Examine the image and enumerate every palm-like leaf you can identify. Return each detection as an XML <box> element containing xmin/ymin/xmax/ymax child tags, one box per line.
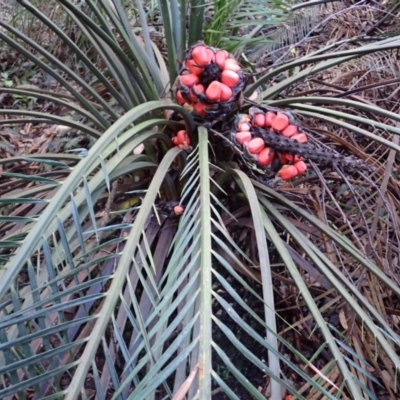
<box><xmin>0</xmin><ymin>0</ymin><xmax>400</xmax><ymax>399</ymax></box>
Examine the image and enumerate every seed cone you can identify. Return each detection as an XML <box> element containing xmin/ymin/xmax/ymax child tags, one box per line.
<box><xmin>173</xmin><ymin>41</ymin><xmax>246</xmax><ymax>120</ymax></box>
<box><xmin>231</xmin><ymin>107</ymin><xmax>372</xmax><ymax>179</ymax></box>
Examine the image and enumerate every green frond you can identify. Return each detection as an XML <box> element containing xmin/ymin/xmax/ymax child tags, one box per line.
<box><xmin>1</xmin><ymin>1</ymin><xmax>399</xmax><ymax>398</ymax></box>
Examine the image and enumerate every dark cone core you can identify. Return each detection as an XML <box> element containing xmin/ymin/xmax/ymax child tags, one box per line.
<box><xmin>201</xmin><ymin>62</ymin><xmax>222</xmax><ymax>87</ymax></box>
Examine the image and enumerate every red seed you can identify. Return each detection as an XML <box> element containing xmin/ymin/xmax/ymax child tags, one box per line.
<box><xmin>205</xmin><ymin>48</ymin><xmax>215</xmax><ymax>63</ymax></box>
<box><xmin>294</xmin><ymin>161</ymin><xmax>307</xmax><ymax>175</ymax></box>
<box><xmin>180</xmin><ymin>74</ymin><xmax>199</xmax><ymax>87</ymax></box>
<box><xmin>215</xmin><ymin>50</ymin><xmax>229</xmax><ymax>69</ymax></box>
<box><xmin>176</xmin><ymin>90</ymin><xmax>185</xmax><ymax>105</ymax></box>
<box><xmin>173</xmin><ymin>205</ymin><xmax>185</xmax><ymax>216</ymax></box>
<box><xmin>190</xmin><ymin>83</ymin><xmax>205</xmax><ymax>102</ymax></box>
<box><xmin>284</xmin><ymin>154</ymin><xmax>293</xmax><ymax>162</ymax></box>
<box><xmin>172</xmin><ymin>130</ymin><xmax>189</xmax><ymax>147</ymax></box>
<box><xmin>205</xmin><ymin>81</ymin><xmax>221</xmax><ymax>101</ymax></box>
<box><xmin>278</xmin><ymin>165</ymin><xmax>298</xmax><ymax>180</ymax></box>
<box><xmin>192</xmin><ymin>45</ymin><xmax>213</xmax><ymax>66</ymax></box>
<box><xmin>291</xmin><ymin>133</ymin><xmax>308</xmax><ymax>143</ymax></box>
<box><xmin>221</xmin><ymin>70</ymin><xmax>240</xmax><ymax>88</ymax></box>
<box><xmin>185</xmin><ymin>58</ymin><xmax>203</xmax><ymax>75</ymax></box>
<box><xmin>193</xmin><ymin>83</ymin><xmax>205</xmax><ymax>94</ymax></box>
<box><xmin>223</xmin><ymin>58</ymin><xmax>241</xmax><ymax>72</ymax></box>
<box><xmin>176</xmin><ymin>130</ymin><xmax>189</xmax><ymax>145</ymax></box>
<box><xmin>281</xmin><ymin>124</ymin><xmax>298</xmax><ymax>138</ymax></box>
<box><xmin>194</xmin><ymin>102</ymin><xmax>206</xmax><ymax>116</ymax></box>
<box><xmin>247</xmin><ymin>138</ymin><xmax>265</xmax><ymax>154</ymax></box>
<box><xmin>220</xmin><ymin>83</ymin><xmax>233</xmax><ymax>102</ymax></box>
<box><xmin>253</xmin><ymin>113</ymin><xmax>265</xmax><ymax>127</ymax></box>
<box><xmin>239</xmin><ymin>122</ymin><xmax>251</xmax><ymax>131</ymax></box>
<box><xmin>271</xmin><ymin>112</ymin><xmax>290</xmax><ymax>131</ymax></box>
<box><xmin>258</xmin><ymin>147</ymin><xmax>274</xmax><ymax>166</ymax></box>
<box><xmin>235</xmin><ymin>131</ymin><xmax>252</xmax><ymax>144</ymax></box>
<box><xmin>264</xmin><ymin>112</ymin><xmax>276</xmax><ymax>127</ymax></box>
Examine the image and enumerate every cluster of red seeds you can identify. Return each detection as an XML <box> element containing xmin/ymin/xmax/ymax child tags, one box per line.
<box><xmin>171</xmin><ymin>129</ymin><xmax>191</xmax><ymax>150</ymax></box>
<box><xmin>173</xmin><ymin>42</ymin><xmax>245</xmax><ymax>119</ymax></box>
<box><xmin>171</xmin><ymin>43</ymin><xmax>312</xmax><ymax>181</ymax></box>
<box><xmin>233</xmin><ymin>109</ymin><xmax>308</xmax><ymax>180</ymax></box>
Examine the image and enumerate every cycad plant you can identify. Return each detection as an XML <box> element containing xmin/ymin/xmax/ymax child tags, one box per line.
<box><xmin>0</xmin><ymin>0</ymin><xmax>400</xmax><ymax>399</ymax></box>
